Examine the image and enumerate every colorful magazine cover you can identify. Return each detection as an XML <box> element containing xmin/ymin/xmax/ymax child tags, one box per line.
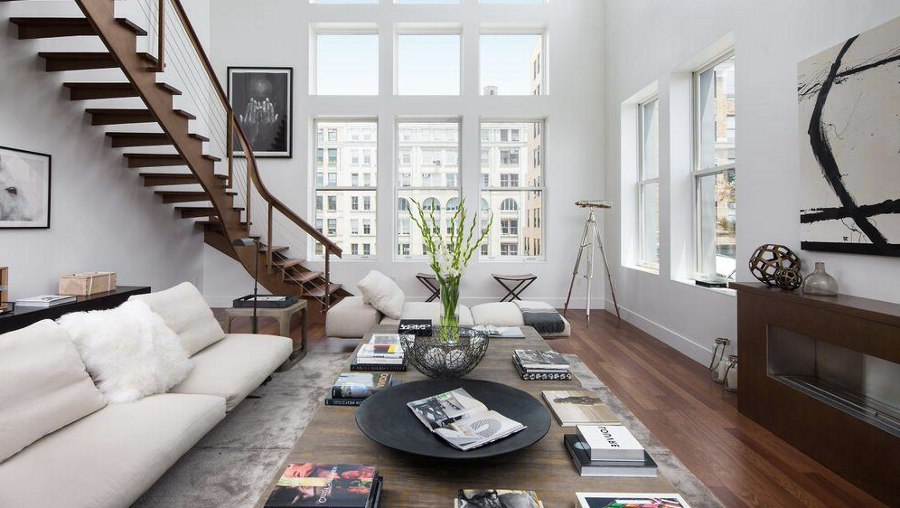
<box><xmin>265</xmin><ymin>463</ymin><xmax>376</xmax><ymax>508</ymax></box>
<box><xmin>456</xmin><ymin>489</ymin><xmax>543</xmax><ymax>508</ymax></box>
<box><xmin>576</xmin><ymin>492</ymin><xmax>690</xmax><ymax>508</ymax></box>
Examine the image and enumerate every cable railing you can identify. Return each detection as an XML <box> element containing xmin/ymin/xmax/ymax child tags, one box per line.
<box><xmin>122</xmin><ymin>0</ymin><xmax>342</xmax><ymax>303</ymax></box>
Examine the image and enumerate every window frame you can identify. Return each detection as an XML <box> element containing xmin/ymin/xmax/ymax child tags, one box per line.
<box><xmin>311</xmin><ymin>24</ymin><xmax>379</xmax><ymax>96</ymax></box>
<box><xmin>394</xmin><ymin>26</ymin><xmax>463</xmax><ymax>97</ymax></box>
<box><xmin>691</xmin><ymin>50</ymin><xmax>736</xmax><ymax>281</ymax></box>
<box><xmin>637</xmin><ymin>94</ymin><xmax>660</xmax><ymax>271</ymax></box>
<box><xmin>478</xmin><ymin>28</ymin><xmax>548</xmax><ymax>97</ymax></box>
<box><xmin>394</xmin><ymin>117</ymin><xmax>463</xmax><ymax>261</ymax></box>
<box><xmin>312</xmin><ymin>117</ymin><xmax>379</xmax><ymax>260</ymax></box>
<box><xmin>479</xmin><ymin>118</ymin><xmax>546</xmax><ymax>262</ymax></box>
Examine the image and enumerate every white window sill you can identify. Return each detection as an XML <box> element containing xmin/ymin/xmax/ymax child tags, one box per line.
<box><xmin>672</xmin><ymin>277</ymin><xmax>736</xmax><ymax>296</ymax></box>
<box><xmin>624</xmin><ymin>264</ymin><xmax>660</xmax><ymax>276</ymax></box>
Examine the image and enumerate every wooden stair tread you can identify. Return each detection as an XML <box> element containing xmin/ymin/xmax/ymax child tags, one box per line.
<box><xmin>106</xmin><ymin>132</ymin><xmax>208</xmax><ymax>147</ymax></box>
<box><xmin>176</xmin><ymin>206</ymin><xmax>243</xmax><ymax>218</ymax></box>
<box><xmin>173</xmin><ymin>109</ymin><xmax>196</xmax><ymax>120</ymax></box>
<box><xmin>285</xmin><ymin>271</ymin><xmax>322</xmax><ymax>284</ymax></box>
<box><xmin>157</xmin><ymin>82</ymin><xmax>182</xmax><ymax>95</ymax></box>
<box><xmin>274</xmin><ymin>259</ymin><xmax>306</xmax><ymax>269</ymax></box>
<box><xmin>306</xmin><ymin>284</ymin><xmax>342</xmax><ymax>299</ymax></box>
<box><xmin>10</xmin><ymin>17</ymin><xmax>146</xmax><ymax>38</ymax></box>
<box><xmin>39</xmin><ymin>51</ymin><xmax>157</xmax><ymax>71</ymax></box>
<box><xmin>124</xmin><ymin>153</ymin><xmax>222</xmax><ymax>168</ymax></box>
<box><xmin>260</xmin><ymin>245</ymin><xmax>289</xmax><ymax>253</ymax></box>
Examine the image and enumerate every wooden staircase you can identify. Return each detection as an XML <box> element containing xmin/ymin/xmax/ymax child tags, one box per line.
<box><xmin>5</xmin><ymin>0</ymin><xmax>347</xmax><ymax>311</ymax></box>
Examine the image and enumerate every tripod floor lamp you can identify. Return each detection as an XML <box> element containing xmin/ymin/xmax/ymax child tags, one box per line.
<box><xmin>563</xmin><ymin>200</ymin><xmax>621</xmax><ymax>323</ymax></box>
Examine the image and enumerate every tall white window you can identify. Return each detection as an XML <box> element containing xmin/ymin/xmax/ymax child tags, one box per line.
<box><xmin>693</xmin><ymin>53</ymin><xmax>736</xmax><ymax>280</ymax></box>
<box><xmin>396</xmin><ymin>120</ymin><xmax>461</xmax><ymax>258</ymax></box>
<box><xmin>638</xmin><ymin>96</ymin><xmax>660</xmax><ymax>270</ymax></box>
<box><xmin>314</xmin><ymin>120</ymin><xmax>378</xmax><ymax>259</ymax></box>
<box><xmin>480</xmin><ymin>121</ymin><xmax>544</xmax><ymax>259</ymax></box>
<box><xmin>314</xmin><ymin>30</ymin><xmax>379</xmax><ymax>95</ymax></box>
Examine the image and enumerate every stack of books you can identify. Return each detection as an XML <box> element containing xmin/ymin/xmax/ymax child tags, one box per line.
<box><xmin>325</xmin><ymin>372</ymin><xmax>398</xmax><ymax>406</ymax></box>
<box><xmin>512</xmin><ymin>349</ymin><xmax>572</xmax><ymax>380</ymax></box>
<box><xmin>455</xmin><ymin>489</ymin><xmax>543</xmax><ymax>507</ymax></box>
<box><xmin>15</xmin><ymin>295</ymin><xmax>76</xmax><ymax>308</ymax></box>
<box><xmin>351</xmin><ymin>333</ymin><xmax>407</xmax><ymax>372</ymax></box>
<box><xmin>541</xmin><ymin>390</ymin><xmax>619</xmax><ymax>427</ymax></box>
<box><xmin>564</xmin><ymin>425</ymin><xmax>657</xmax><ymax>477</ymax></box>
<box><xmin>264</xmin><ymin>463</ymin><xmax>382</xmax><ymax>507</ymax></box>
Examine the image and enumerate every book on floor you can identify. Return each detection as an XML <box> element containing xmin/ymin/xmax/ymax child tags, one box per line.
<box><xmin>15</xmin><ymin>294</ymin><xmax>76</xmax><ymax>307</ymax></box>
<box><xmin>575</xmin><ymin>492</ymin><xmax>690</xmax><ymax>508</ymax></box>
<box><xmin>264</xmin><ymin>463</ymin><xmax>380</xmax><ymax>508</ymax></box>
<box><xmin>455</xmin><ymin>489</ymin><xmax>543</xmax><ymax>508</ymax></box>
<box><xmin>513</xmin><ymin>356</ymin><xmax>573</xmax><ymax>381</ymax></box>
<box><xmin>564</xmin><ymin>435</ymin><xmax>657</xmax><ymax>477</ymax></box>
<box><xmin>541</xmin><ymin>390</ymin><xmax>619</xmax><ymax>427</ymax></box>
<box><xmin>514</xmin><ymin>349</ymin><xmax>570</xmax><ymax>371</ymax></box>
<box><xmin>407</xmin><ymin>388</ymin><xmax>526</xmax><ymax>451</ymax></box>
<box><xmin>330</xmin><ymin>372</ymin><xmax>397</xmax><ymax>399</ymax></box>
<box><xmin>576</xmin><ymin>424</ymin><xmax>644</xmax><ymax>461</ymax></box>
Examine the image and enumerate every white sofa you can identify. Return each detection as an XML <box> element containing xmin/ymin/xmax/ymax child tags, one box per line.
<box><xmin>0</xmin><ymin>283</ymin><xmax>292</xmax><ymax>508</ymax></box>
<box><xmin>326</xmin><ymin>296</ymin><xmax>571</xmax><ymax>339</ymax></box>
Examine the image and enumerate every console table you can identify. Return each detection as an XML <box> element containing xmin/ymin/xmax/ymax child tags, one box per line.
<box><xmin>732</xmin><ymin>282</ymin><xmax>900</xmax><ymax>506</ymax></box>
<box><xmin>0</xmin><ymin>286</ymin><xmax>151</xmax><ymax>335</ymax></box>
<box><xmin>254</xmin><ymin>326</ymin><xmax>677</xmax><ymax>507</ymax></box>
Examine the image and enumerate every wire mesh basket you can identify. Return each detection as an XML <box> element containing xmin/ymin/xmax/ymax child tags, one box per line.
<box><xmin>400</xmin><ymin>327</ymin><xmax>490</xmax><ymax>378</ymax></box>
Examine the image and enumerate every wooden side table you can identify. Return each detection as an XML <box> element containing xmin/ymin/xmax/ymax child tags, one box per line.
<box><xmin>225</xmin><ymin>300</ymin><xmax>308</xmax><ymax>369</ymax></box>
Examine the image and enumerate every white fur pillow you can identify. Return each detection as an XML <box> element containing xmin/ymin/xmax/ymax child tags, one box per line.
<box><xmin>57</xmin><ymin>300</ymin><xmax>193</xmax><ymax>403</ymax></box>
<box><xmin>357</xmin><ymin>270</ymin><xmax>405</xmax><ymax>320</ymax></box>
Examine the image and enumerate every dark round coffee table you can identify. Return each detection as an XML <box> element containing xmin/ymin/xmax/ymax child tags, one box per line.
<box><xmin>356</xmin><ymin>378</ymin><xmax>551</xmax><ymax>460</ymax></box>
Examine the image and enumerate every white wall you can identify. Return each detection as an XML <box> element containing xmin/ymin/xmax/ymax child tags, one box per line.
<box><xmin>0</xmin><ymin>1</ymin><xmax>206</xmax><ymax>301</ymax></box>
<box><xmin>604</xmin><ymin>0</ymin><xmax>900</xmax><ymax>364</ymax></box>
<box><xmin>204</xmin><ymin>0</ymin><xmax>607</xmax><ymax>309</ymax></box>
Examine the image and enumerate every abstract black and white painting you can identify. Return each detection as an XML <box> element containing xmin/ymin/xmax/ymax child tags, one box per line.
<box><xmin>798</xmin><ymin>16</ymin><xmax>900</xmax><ymax>256</ymax></box>
<box><xmin>0</xmin><ymin>146</ymin><xmax>51</xmax><ymax>229</ymax></box>
<box><xmin>227</xmin><ymin>67</ymin><xmax>293</xmax><ymax>158</ymax></box>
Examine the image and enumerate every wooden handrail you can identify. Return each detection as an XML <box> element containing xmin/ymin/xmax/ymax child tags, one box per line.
<box><xmin>166</xmin><ymin>0</ymin><xmax>342</xmax><ymax>257</ymax></box>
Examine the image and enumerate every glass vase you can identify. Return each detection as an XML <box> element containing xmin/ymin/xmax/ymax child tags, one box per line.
<box><xmin>802</xmin><ymin>262</ymin><xmax>839</xmax><ymax>296</ymax></box>
<box><xmin>438</xmin><ymin>277</ymin><xmax>460</xmax><ymax>341</ymax></box>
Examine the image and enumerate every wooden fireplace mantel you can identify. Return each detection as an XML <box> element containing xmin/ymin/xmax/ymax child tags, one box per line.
<box><xmin>732</xmin><ymin>282</ymin><xmax>900</xmax><ymax>505</ymax></box>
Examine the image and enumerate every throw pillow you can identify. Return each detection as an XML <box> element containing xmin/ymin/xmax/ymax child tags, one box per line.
<box><xmin>57</xmin><ymin>300</ymin><xmax>194</xmax><ymax>403</ymax></box>
<box><xmin>357</xmin><ymin>270</ymin><xmax>405</xmax><ymax>320</ymax></box>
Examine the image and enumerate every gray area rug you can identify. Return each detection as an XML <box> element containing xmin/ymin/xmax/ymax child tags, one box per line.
<box><xmin>566</xmin><ymin>354</ymin><xmax>723</xmax><ymax>508</ymax></box>
<box><xmin>134</xmin><ymin>352</ymin><xmax>721</xmax><ymax>508</ymax></box>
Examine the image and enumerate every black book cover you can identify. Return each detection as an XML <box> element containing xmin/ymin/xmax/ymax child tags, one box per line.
<box><xmin>399</xmin><ymin>319</ymin><xmax>432</xmax><ymax>337</ymax></box>
<box><xmin>351</xmin><ymin>361</ymin><xmax>407</xmax><ymax>372</ymax></box>
<box><xmin>325</xmin><ymin>398</ymin><xmax>364</xmax><ymax>407</ymax></box>
<box><xmin>512</xmin><ymin>355</ymin><xmax>572</xmax><ymax>380</ymax></box>
<box><xmin>563</xmin><ymin>434</ymin><xmax>657</xmax><ymax>477</ymax></box>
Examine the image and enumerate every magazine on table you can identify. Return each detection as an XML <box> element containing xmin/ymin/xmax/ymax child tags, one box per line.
<box><xmin>473</xmin><ymin>325</ymin><xmax>526</xmax><ymax>339</ymax></box>
<box><xmin>514</xmin><ymin>349</ymin><xmax>570</xmax><ymax>371</ymax></box>
<box><xmin>407</xmin><ymin>388</ymin><xmax>526</xmax><ymax>451</ymax></box>
<box><xmin>264</xmin><ymin>463</ymin><xmax>380</xmax><ymax>508</ymax></box>
<box><xmin>455</xmin><ymin>489</ymin><xmax>543</xmax><ymax>507</ymax></box>
<box><xmin>575</xmin><ymin>492</ymin><xmax>690</xmax><ymax>508</ymax></box>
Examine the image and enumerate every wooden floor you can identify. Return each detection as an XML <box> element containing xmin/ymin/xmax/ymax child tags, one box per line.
<box><xmin>220</xmin><ymin>309</ymin><xmax>886</xmax><ymax>508</ymax></box>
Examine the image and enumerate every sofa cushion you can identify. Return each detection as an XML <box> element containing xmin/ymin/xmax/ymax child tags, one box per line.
<box><xmin>326</xmin><ymin>296</ymin><xmax>382</xmax><ymax>338</ymax></box>
<box><xmin>380</xmin><ymin>302</ymin><xmax>475</xmax><ymax>326</ymax></box>
<box><xmin>56</xmin><ymin>300</ymin><xmax>193</xmax><ymax>403</ymax></box>
<box><xmin>0</xmin><ymin>320</ymin><xmax>106</xmax><ymax>463</ymax></box>
<box><xmin>470</xmin><ymin>302</ymin><xmax>526</xmax><ymax>327</ymax></box>
<box><xmin>170</xmin><ymin>333</ymin><xmax>292</xmax><ymax>411</ymax></box>
<box><xmin>130</xmin><ymin>282</ymin><xmax>225</xmax><ymax>356</ymax></box>
<box><xmin>357</xmin><ymin>270</ymin><xmax>404</xmax><ymax>320</ymax></box>
<box><xmin>0</xmin><ymin>393</ymin><xmax>224</xmax><ymax>508</ymax></box>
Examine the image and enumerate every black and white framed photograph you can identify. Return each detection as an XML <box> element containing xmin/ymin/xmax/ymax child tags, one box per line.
<box><xmin>227</xmin><ymin>67</ymin><xmax>293</xmax><ymax>158</ymax></box>
<box><xmin>0</xmin><ymin>146</ymin><xmax>51</xmax><ymax>229</ymax></box>
<box><xmin>798</xmin><ymin>15</ymin><xmax>900</xmax><ymax>256</ymax></box>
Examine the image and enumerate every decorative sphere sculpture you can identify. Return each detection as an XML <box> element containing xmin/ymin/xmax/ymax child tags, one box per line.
<box><xmin>748</xmin><ymin>244</ymin><xmax>801</xmax><ymax>286</ymax></box>
<box><xmin>774</xmin><ymin>267</ymin><xmax>803</xmax><ymax>291</ymax></box>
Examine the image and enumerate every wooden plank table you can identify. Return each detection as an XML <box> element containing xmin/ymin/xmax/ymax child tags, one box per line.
<box><xmin>256</xmin><ymin>325</ymin><xmax>676</xmax><ymax>507</ymax></box>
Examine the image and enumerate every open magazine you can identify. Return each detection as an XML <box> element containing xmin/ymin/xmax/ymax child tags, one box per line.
<box><xmin>407</xmin><ymin>388</ymin><xmax>526</xmax><ymax>451</ymax></box>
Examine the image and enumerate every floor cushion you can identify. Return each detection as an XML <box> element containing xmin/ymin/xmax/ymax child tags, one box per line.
<box><xmin>0</xmin><ymin>393</ymin><xmax>224</xmax><ymax>508</ymax></box>
<box><xmin>0</xmin><ymin>320</ymin><xmax>106</xmax><ymax>463</ymax></box>
<box><xmin>380</xmin><ymin>302</ymin><xmax>475</xmax><ymax>326</ymax></box>
<box><xmin>130</xmin><ymin>282</ymin><xmax>225</xmax><ymax>356</ymax></box>
<box><xmin>170</xmin><ymin>333</ymin><xmax>292</xmax><ymax>411</ymax></box>
<box><xmin>470</xmin><ymin>302</ymin><xmax>526</xmax><ymax>327</ymax></box>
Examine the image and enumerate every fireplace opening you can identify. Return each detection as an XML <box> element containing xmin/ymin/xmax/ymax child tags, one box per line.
<box><xmin>767</xmin><ymin>326</ymin><xmax>900</xmax><ymax>437</ymax></box>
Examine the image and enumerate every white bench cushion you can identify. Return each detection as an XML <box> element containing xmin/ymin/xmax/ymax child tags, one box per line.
<box><xmin>0</xmin><ymin>393</ymin><xmax>224</xmax><ymax>508</ymax></box>
<box><xmin>130</xmin><ymin>282</ymin><xmax>225</xmax><ymax>356</ymax></box>
<box><xmin>170</xmin><ymin>333</ymin><xmax>292</xmax><ymax>411</ymax></box>
<box><xmin>0</xmin><ymin>320</ymin><xmax>106</xmax><ymax>463</ymax></box>
<box><xmin>470</xmin><ymin>302</ymin><xmax>526</xmax><ymax>327</ymax></box>
<box><xmin>326</xmin><ymin>296</ymin><xmax>382</xmax><ymax>338</ymax></box>
<box><xmin>380</xmin><ymin>302</ymin><xmax>475</xmax><ymax>326</ymax></box>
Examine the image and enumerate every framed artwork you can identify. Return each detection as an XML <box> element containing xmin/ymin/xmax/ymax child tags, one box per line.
<box><xmin>0</xmin><ymin>146</ymin><xmax>51</xmax><ymax>229</ymax></box>
<box><xmin>798</xmin><ymin>15</ymin><xmax>900</xmax><ymax>256</ymax></box>
<box><xmin>227</xmin><ymin>67</ymin><xmax>293</xmax><ymax>158</ymax></box>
